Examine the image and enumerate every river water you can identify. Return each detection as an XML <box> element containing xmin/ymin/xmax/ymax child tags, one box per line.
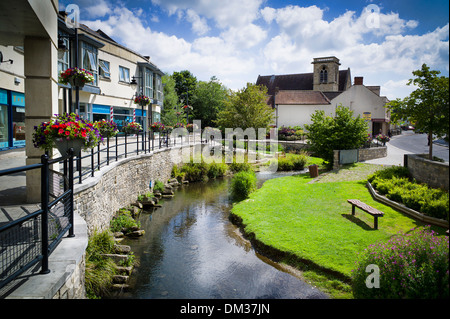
<box><xmin>119</xmin><ymin>172</ymin><xmax>328</xmax><ymax>299</ymax></box>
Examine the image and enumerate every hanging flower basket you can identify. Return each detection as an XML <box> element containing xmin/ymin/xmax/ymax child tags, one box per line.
<box><xmin>122</xmin><ymin>121</ymin><xmax>142</xmax><ymax>134</ymax></box>
<box><xmin>59</xmin><ymin>67</ymin><xmax>95</xmax><ymax>88</ymax></box>
<box><xmin>32</xmin><ymin>113</ymin><xmax>102</xmax><ymax>153</ymax></box>
<box><xmin>54</xmin><ymin>137</ymin><xmax>85</xmax><ymax>155</ymax></box>
<box><xmin>94</xmin><ymin>119</ymin><xmax>118</xmax><ymax>138</ymax></box>
<box><xmin>134</xmin><ymin>95</ymin><xmax>151</xmax><ymax>106</ymax></box>
<box><xmin>150</xmin><ymin>122</ymin><xmax>165</xmax><ymax>133</ymax></box>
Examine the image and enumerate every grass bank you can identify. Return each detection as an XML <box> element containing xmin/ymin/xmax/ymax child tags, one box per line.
<box><xmin>230</xmin><ymin>163</ymin><xmax>448</xmax><ymax>298</ymax></box>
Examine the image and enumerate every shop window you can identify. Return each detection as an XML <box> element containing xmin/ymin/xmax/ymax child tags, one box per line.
<box><xmin>0</xmin><ymin>104</ymin><xmax>8</xmax><ymax>149</ymax></box>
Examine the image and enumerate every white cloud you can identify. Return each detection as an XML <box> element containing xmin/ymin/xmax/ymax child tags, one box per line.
<box><xmin>186</xmin><ymin>9</ymin><xmax>210</xmax><ymax>35</ymax></box>
<box><xmin>75</xmin><ymin>1</ymin><xmax>448</xmax><ymax>97</ymax></box>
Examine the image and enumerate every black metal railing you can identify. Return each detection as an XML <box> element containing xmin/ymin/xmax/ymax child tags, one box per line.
<box><xmin>0</xmin><ymin>150</ymin><xmax>74</xmax><ymax>290</ymax></box>
<box><xmin>71</xmin><ymin>130</ymin><xmax>195</xmax><ymax>184</ymax></box>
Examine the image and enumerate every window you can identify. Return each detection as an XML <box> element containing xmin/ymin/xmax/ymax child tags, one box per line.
<box><xmin>119</xmin><ymin>66</ymin><xmax>130</xmax><ymax>83</ymax></box>
<box><xmin>99</xmin><ymin>60</ymin><xmax>110</xmax><ymax>79</ymax></box>
<box><xmin>58</xmin><ymin>33</ymin><xmax>70</xmax><ymax>75</ymax></box>
<box><xmin>144</xmin><ymin>68</ymin><xmax>153</xmax><ymax>98</ymax></box>
<box><xmin>155</xmin><ymin>74</ymin><xmax>163</xmax><ymax>101</ymax></box>
<box><xmin>320</xmin><ymin>66</ymin><xmax>328</xmax><ymax>84</ymax></box>
<box><xmin>81</xmin><ymin>42</ymin><xmax>98</xmax><ymax>86</ymax></box>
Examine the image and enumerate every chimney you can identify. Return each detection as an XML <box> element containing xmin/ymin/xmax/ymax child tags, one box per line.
<box><xmin>354</xmin><ymin>77</ymin><xmax>364</xmax><ymax>85</ymax></box>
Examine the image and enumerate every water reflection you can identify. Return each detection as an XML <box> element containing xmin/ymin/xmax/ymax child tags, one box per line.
<box><xmin>119</xmin><ymin>171</ymin><xmax>328</xmax><ymax>299</ymax></box>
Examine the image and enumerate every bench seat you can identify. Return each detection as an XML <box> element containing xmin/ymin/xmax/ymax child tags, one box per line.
<box><xmin>347</xmin><ymin>199</ymin><xmax>384</xmax><ymax>229</ymax></box>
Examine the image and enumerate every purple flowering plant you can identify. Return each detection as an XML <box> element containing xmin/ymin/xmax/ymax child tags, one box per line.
<box><xmin>351</xmin><ymin>226</ymin><xmax>449</xmax><ymax>298</ymax></box>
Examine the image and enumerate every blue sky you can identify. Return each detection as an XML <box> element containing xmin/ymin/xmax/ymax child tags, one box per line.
<box><xmin>59</xmin><ymin>0</ymin><xmax>449</xmax><ymax>99</ymax></box>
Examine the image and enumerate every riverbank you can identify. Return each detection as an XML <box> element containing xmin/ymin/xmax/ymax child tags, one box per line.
<box><xmin>230</xmin><ymin>163</ymin><xmax>449</xmax><ymax>298</ymax></box>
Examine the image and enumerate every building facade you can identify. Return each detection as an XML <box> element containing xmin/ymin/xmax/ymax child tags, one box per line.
<box><xmin>256</xmin><ymin>56</ymin><xmax>392</xmax><ymax>136</ymax></box>
<box><xmin>0</xmin><ymin>12</ymin><xmax>165</xmax><ymax>151</ymax></box>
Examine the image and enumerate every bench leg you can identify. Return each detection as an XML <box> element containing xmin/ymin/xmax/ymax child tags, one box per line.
<box><xmin>351</xmin><ymin>205</ymin><xmax>355</xmax><ymax>216</ymax></box>
<box><xmin>374</xmin><ymin>216</ymin><xmax>378</xmax><ymax>230</ymax></box>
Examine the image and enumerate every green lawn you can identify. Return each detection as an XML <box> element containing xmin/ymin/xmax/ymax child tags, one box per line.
<box><xmin>231</xmin><ymin>163</ymin><xmax>448</xmax><ymax>298</ymax></box>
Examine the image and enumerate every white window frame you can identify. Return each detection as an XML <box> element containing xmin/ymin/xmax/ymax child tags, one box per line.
<box><xmin>119</xmin><ymin>66</ymin><xmax>130</xmax><ymax>83</ymax></box>
<box><xmin>99</xmin><ymin>59</ymin><xmax>111</xmax><ymax>79</ymax></box>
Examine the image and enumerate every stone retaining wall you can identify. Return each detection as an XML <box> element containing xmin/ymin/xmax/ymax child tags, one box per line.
<box><xmin>333</xmin><ymin>146</ymin><xmax>387</xmax><ymax>169</ymax></box>
<box><xmin>74</xmin><ymin>144</ymin><xmax>198</xmax><ymax>235</ymax></box>
<box><xmin>404</xmin><ymin>154</ymin><xmax>449</xmax><ymax>191</ymax></box>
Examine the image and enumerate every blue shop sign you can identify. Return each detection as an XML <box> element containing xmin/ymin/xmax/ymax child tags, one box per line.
<box><xmin>11</xmin><ymin>92</ymin><xmax>25</xmax><ymax>107</ymax></box>
<box><xmin>93</xmin><ymin>104</ymin><xmax>110</xmax><ymax>114</ymax></box>
<box><xmin>0</xmin><ymin>89</ymin><xmax>7</xmax><ymax>105</ymax></box>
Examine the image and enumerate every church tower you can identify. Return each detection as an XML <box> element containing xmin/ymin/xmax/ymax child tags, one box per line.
<box><xmin>312</xmin><ymin>56</ymin><xmax>341</xmax><ymax>92</ymax></box>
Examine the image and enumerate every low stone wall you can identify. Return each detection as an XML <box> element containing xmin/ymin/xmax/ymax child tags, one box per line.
<box><xmin>404</xmin><ymin>154</ymin><xmax>449</xmax><ymax>191</ymax></box>
<box><xmin>74</xmin><ymin>144</ymin><xmax>198</xmax><ymax>235</ymax></box>
<box><xmin>333</xmin><ymin>146</ymin><xmax>387</xmax><ymax>169</ymax></box>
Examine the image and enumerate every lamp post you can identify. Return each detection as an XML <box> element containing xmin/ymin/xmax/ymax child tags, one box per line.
<box><xmin>131</xmin><ymin>75</ymin><xmax>149</xmax><ymax>148</ymax></box>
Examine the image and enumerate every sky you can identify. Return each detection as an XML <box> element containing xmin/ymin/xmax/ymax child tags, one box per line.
<box><xmin>58</xmin><ymin>0</ymin><xmax>449</xmax><ymax>100</ymax></box>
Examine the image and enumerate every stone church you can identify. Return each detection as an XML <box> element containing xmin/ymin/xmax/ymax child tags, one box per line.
<box><xmin>256</xmin><ymin>56</ymin><xmax>391</xmax><ymax>136</ymax></box>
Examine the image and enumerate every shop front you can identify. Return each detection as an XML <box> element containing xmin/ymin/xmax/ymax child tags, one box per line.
<box><xmin>0</xmin><ymin>88</ymin><xmax>25</xmax><ymax>151</ymax></box>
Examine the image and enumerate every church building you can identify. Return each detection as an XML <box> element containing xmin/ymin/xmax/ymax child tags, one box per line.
<box><xmin>256</xmin><ymin>56</ymin><xmax>391</xmax><ymax>136</ymax></box>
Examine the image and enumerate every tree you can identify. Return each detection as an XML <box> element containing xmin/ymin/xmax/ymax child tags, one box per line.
<box><xmin>305</xmin><ymin>105</ymin><xmax>368</xmax><ymax>167</ymax></box>
<box><xmin>215</xmin><ymin>83</ymin><xmax>274</xmax><ymax>131</ymax></box>
<box><xmin>386</xmin><ymin>64</ymin><xmax>449</xmax><ymax>160</ymax></box>
<box><xmin>172</xmin><ymin>70</ymin><xmax>197</xmax><ymax>106</ymax></box>
<box><xmin>161</xmin><ymin>74</ymin><xmax>179</xmax><ymax>126</ymax></box>
<box><xmin>190</xmin><ymin>76</ymin><xmax>228</xmax><ymax>128</ymax></box>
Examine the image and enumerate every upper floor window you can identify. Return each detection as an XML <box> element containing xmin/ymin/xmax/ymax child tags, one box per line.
<box><xmin>155</xmin><ymin>74</ymin><xmax>163</xmax><ymax>102</ymax></box>
<box><xmin>99</xmin><ymin>60</ymin><xmax>110</xmax><ymax>79</ymax></box>
<box><xmin>320</xmin><ymin>66</ymin><xmax>328</xmax><ymax>84</ymax></box>
<box><xmin>144</xmin><ymin>68</ymin><xmax>153</xmax><ymax>98</ymax></box>
<box><xmin>81</xmin><ymin>42</ymin><xmax>98</xmax><ymax>86</ymax></box>
<box><xmin>58</xmin><ymin>33</ymin><xmax>70</xmax><ymax>75</ymax></box>
<box><xmin>119</xmin><ymin>66</ymin><xmax>130</xmax><ymax>83</ymax></box>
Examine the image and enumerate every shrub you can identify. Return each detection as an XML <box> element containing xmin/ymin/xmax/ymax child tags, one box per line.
<box><xmin>85</xmin><ymin>230</ymin><xmax>117</xmax><ymax>298</ymax></box>
<box><xmin>351</xmin><ymin>227</ymin><xmax>449</xmax><ymax>299</ymax></box>
<box><xmin>171</xmin><ymin>164</ymin><xmax>186</xmax><ymax>182</ymax></box>
<box><xmin>181</xmin><ymin>161</ymin><xmax>210</xmax><ymax>182</ymax></box>
<box><xmin>207</xmin><ymin>162</ymin><xmax>228</xmax><ymax>179</ymax></box>
<box><xmin>229</xmin><ymin>160</ymin><xmax>253</xmax><ymax>173</ymax></box>
<box><xmin>230</xmin><ymin>171</ymin><xmax>257</xmax><ymax>200</ymax></box>
<box><xmin>110</xmin><ymin>209</ymin><xmax>140</xmax><ymax>234</ymax></box>
<box><xmin>153</xmin><ymin>180</ymin><xmax>165</xmax><ymax>193</ymax></box>
<box><xmin>369</xmin><ymin>167</ymin><xmax>449</xmax><ymax>221</ymax></box>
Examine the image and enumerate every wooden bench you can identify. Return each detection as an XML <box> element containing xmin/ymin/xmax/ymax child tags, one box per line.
<box><xmin>347</xmin><ymin>199</ymin><xmax>384</xmax><ymax>230</ymax></box>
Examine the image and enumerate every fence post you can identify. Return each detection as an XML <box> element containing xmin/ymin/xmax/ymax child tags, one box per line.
<box><xmin>40</xmin><ymin>154</ymin><xmax>50</xmax><ymax>274</ymax></box>
<box><xmin>68</xmin><ymin>149</ymin><xmax>75</xmax><ymax>238</ymax></box>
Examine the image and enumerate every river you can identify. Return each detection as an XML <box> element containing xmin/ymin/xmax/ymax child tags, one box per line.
<box><xmin>118</xmin><ymin>171</ymin><xmax>328</xmax><ymax>299</ymax></box>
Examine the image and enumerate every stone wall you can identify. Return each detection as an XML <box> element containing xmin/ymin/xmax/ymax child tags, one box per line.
<box><xmin>405</xmin><ymin>154</ymin><xmax>449</xmax><ymax>191</ymax></box>
<box><xmin>333</xmin><ymin>146</ymin><xmax>387</xmax><ymax>169</ymax></box>
<box><xmin>74</xmin><ymin>144</ymin><xmax>198</xmax><ymax>235</ymax></box>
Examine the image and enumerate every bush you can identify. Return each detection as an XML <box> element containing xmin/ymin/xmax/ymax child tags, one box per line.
<box><xmin>229</xmin><ymin>160</ymin><xmax>253</xmax><ymax>173</ymax></box>
<box><xmin>207</xmin><ymin>162</ymin><xmax>228</xmax><ymax>179</ymax></box>
<box><xmin>351</xmin><ymin>227</ymin><xmax>449</xmax><ymax>299</ymax></box>
<box><xmin>181</xmin><ymin>161</ymin><xmax>210</xmax><ymax>182</ymax></box>
<box><xmin>230</xmin><ymin>171</ymin><xmax>257</xmax><ymax>200</ymax></box>
<box><xmin>276</xmin><ymin>152</ymin><xmax>309</xmax><ymax>171</ymax></box>
<box><xmin>153</xmin><ymin>180</ymin><xmax>165</xmax><ymax>193</ymax></box>
<box><xmin>369</xmin><ymin>167</ymin><xmax>449</xmax><ymax>221</ymax></box>
<box><xmin>110</xmin><ymin>209</ymin><xmax>140</xmax><ymax>234</ymax></box>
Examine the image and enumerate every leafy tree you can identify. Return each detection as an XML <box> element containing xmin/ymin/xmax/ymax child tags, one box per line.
<box><xmin>191</xmin><ymin>76</ymin><xmax>229</xmax><ymax>128</ymax></box>
<box><xmin>173</xmin><ymin>70</ymin><xmax>197</xmax><ymax>106</ymax></box>
<box><xmin>161</xmin><ymin>74</ymin><xmax>179</xmax><ymax>126</ymax></box>
<box><xmin>386</xmin><ymin>64</ymin><xmax>449</xmax><ymax>159</ymax></box>
<box><xmin>305</xmin><ymin>105</ymin><xmax>368</xmax><ymax>167</ymax></box>
<box><xmin>215</xmin><ymin>83</ymin><xmax>274</xmax><ymax>131</ymax></box>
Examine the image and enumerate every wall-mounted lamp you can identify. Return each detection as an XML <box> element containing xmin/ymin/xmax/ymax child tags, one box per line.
<box><xmin>0</xmin><ymin>51</ymin><xmax>13</xmax><ymax>64</ymax></box>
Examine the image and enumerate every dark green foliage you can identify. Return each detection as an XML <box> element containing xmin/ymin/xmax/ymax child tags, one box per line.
<box><xmin>230</xmin><ymin>171</ymin><xmax>257</xmax><ymax>200</ymax></box>
<box><xmin>368</xmin><ymin>166</ymin><xmax>449</xmax><ymax>221</ymax></box>
<box><xmin>305</xmin><ymin>105</ymin><xmax>368</xmax><ymax>167</ymax></box>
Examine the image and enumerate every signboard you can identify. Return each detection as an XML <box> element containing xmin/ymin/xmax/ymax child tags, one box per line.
<box><xmin>363</xmin><ymin>112</ymin><xmax>371</xmax><ymax>121</ymax></box>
